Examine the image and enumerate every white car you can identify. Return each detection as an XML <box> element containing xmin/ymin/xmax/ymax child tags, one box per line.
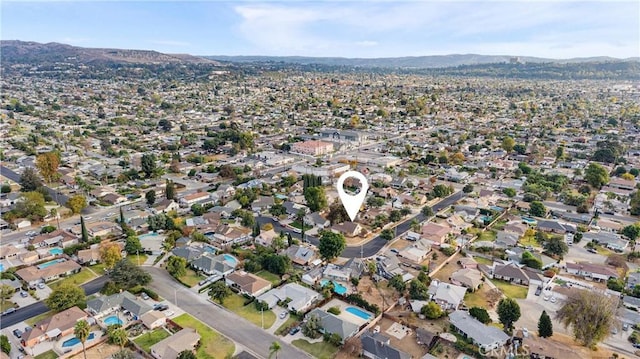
<box><xmin>164</xmin><ymin>310</ymin><xmax>175</xmax><ymax>317</ymax></box>
<box><xmin>550</xmin><ymin>297</ymin><xmax>557</xmax><ymax>303</ymax></box>
<box><xmin>279</xmin><ymin>312</ymin><xmax>287</xmax><ymax>319</ymax></box>
<box><xmin>543</xmin><ymin>295</ymin><xmax>550</xmax><ymax>301</ymax></box>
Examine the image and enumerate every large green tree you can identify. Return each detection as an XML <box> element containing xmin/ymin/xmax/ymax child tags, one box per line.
<box><xmin>556</xmin><ymin>290</ymin><xmax>617</xmax><ymax>346</ymax></box>
<box><xmin>208</xmin><ymin>281</ymin><xmax>231</xmax><ymax>304</ymax></box>
<box><xmin>109</xmin><ymin>259</ymin><xmax>151</xmax><ymax>289</ymax></box>
<box><xmin>469</xmin><ymin>307</ymin><xmax>491</xmax><ymax>324</ymax></box>
<box><xmin>19</xmin><ymin>167</ymin><xmax>42</xmax><ymax>192</ymax></box>
<box><xmin>497</xmin><ymin>298</ymin><xmax>521</xmax><ymax>333</ymax></box>
<box><xmin>46</xmin><ymin>282</ymin><xmax>86</xmax><ymax>312</ymax></box>
<box><xmin>166</xmin><ymin>256</ymin><xmax>187</xmax><ymax>278</ymax></box>
<box><xmin>66</xmin><ymin>195</ymin><xmax>87</xmax><ymax>214</ymax></box>
<box><xmin>0</xmin><ymin>335</ymin><xmax>10</xmax><ymax>355</ymax></box>
<box><xmin>584</xmin><ymin>163</ymin><xmax>609</xmax><ymax>189</ymax></box>
<box><xmin>141</xmin><ymin>153</ymin><xmax>157</xmax><ymax>178</ymax></box>
<box><xmin>538</xmin><ymin>310</ymin><xmax>553</xmax><ymax>338</ymax></box>
<box><xmin>303</xmin><ymin>187</ymin><xmax>327</xmax><ymax>212</ymax></box>
<box><xmin>318</xmin><ymin>231</ymin><xmax>346</xmax><ymax>261</ymax></box>
<box><xmin>543</xmin><ymin>236</ymin><xmax>569</xmax><ymax>258</ymax></box>
<box><xmin>421</xmin><ymin>301</ymin><xmax>444</xmax><ymax>319</ymax></box>
<box><xmin>529</xmin><ymin>201</ymin><xmax>547</xmax><ymax>217</ymax></box>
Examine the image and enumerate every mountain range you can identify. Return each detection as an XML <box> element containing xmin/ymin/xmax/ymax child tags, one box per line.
<box><xmin>1</xmin><ymin>40</ymin><xmax>638</xmax><ymax>69</ymax></box>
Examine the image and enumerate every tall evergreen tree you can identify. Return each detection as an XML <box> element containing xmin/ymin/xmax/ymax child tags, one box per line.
<box><xmin>80</xmin><ymin>216</ymin><xmax>88</xmax><ymax>243</ymax></box>
<box><xmin>538</xmin><ymin>310</ymin><xmax>553</xmax><ymax>338</ymax></box>
<box><xmin>252</xmin><ymin>222</ymin><xmax>260</xmax><ymax>237</ymax></box>
<box><xmin>119</xmin><ymin>206</ymin><xmax>125</xmax><ymax>227</ymax></box>
<box><xmin>165</xmin><ymin>180</ymin><xmax>176</xmax><ymax>200</ymax></box>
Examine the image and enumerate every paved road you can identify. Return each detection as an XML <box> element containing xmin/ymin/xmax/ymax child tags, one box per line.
<box><xmin>1</xmin><ymin>276</ymin><xmax>108</xmax><ymax>328</ymax></box>
<box><xmin>145</xmin><ymin>267</ymin><xmax>308</xmax><ymax>359</ymax></box>
<box><xmin>258</xmin><ymin>191</ymin><xmax>465</xmax><ymax>258</ymax></box>
<box><xmin>0</xmin><ymin>165</ymin><xmax>70</xmax><ymax>207</ymax></box>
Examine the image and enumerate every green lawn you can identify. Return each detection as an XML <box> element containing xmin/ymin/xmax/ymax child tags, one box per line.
<box><xmin>275</xmin><ymin>313</ymin><xmax>301</xmax><ymax>336</ymax></box>
<box><xmin>89</xmin><ymin>262</ymin><xmax>108</xmax><ymax>274</ymax></box>
<box><xmin>179</xmin><ymin>269</ymin><xmax>206</xmax><ymax>288</ymax></box>
<box><xmin>478</xmin><ymin>230</ymin><xmax>498</xmax><ymax>242</ymax></box>
<box><xmin>292</xmin><ymin>339</ymin><xmax>339</xmax><ymax>359</ymax></box>
<box><xmin>222</xmin><ymin>293</ymin><xmax>276</xmax><ymax>329</ymax></box>
<box><xmin>492</xmin><ymin>220</ymin><xmax>508</xmax><ymax>231</ymax></box>
<box><xmin>596</xmin><ymin>246</ymin><xmax>614</xmax><ymax>256</ymax></box>
<box><xmin>256</xmin><ymin>270</ymin><xmax>282</xmax><ymax>285</ymax></box>
<box><xmin>173</xmin><ymin>313</ymin><xmax>235</xmax><ymax>359</ymax></box>
<box><xmin>464</xmin><ymin>291</ymin><xmax>489</xmax><ymax>308</ymax></box>
<box><xmin>473</xmin><ymin>256</ymin><xmax>493</xmax><ymax>266</ymax></box>
<box><xmin>127</xmin><ymin>254</ymin><xmax>148</xmax><ymax>265</ymax></box>
<box><xmin>290</xmin><ymin>220</ymin><xmax>312</xmax><ymax>231</ymax></box>
<box><xmin>491</xmin><ymin>279</ymin><xmax>528</xmax><ymax>299</ymax></box>
<box><xmin>134</xmin><ymin>328</ymin><xmax>171</xmax><ymax>352</ymax></box>
<box><xmin>519</xmin><ymin>235</ymin><xmax>539</xmax><ymax>248</ymax></box>
<box><xmin>26</xmin><ymin>311</ymin><xmax>52</xmax><ymax>326</ymax></box>
<box><xmin>49</xmin><ymin>268</ymin><xmax>98</xmax><ymax>290</ymax></box>
<box><xmin>34</xmin><ymin>350</ymin><xmax>58</xmax><ymax>359</ymax></box>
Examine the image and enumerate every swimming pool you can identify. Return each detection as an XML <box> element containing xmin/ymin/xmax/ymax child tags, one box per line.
<box><xmin>204</xmin><ymin>245</ymin><xmax>216</xmax><ymax>253</ymax></box>
<box><xmin>62</xmin><ymin>333</ymin><xmax>95</xmax><ymax>347</ymax></box>
<box><xmin>139</xmin><ymin>232</ymin><xmax>159</xmax><ymax>240</ymax></box>
<box><xmin>320</xmin><ymin>279</ymin><xmax>348</xmax><ymax>295</ymax></box>
<box><xmin>103</xmin><ymin>316</ymin><xmax>123</xmax><ymax>326</ymax></box>
<box><xmin>223</xmin><ymin>254</ymin><xmax>237</xmax><ymax>266</ymax></box>
<box><xmin>37</xmin><ymin>259</ymin><xmax>66</xmax><ymax>270</ymax></box>
<box><xmin>49</xmin><ymin>248</ymin><xmax>63</xmax><ymax>255</ymax></box>
<box><xmin>0</xmin><ymin>264</ymin><xmax>4</xmax><ymax>272</ymax></box>
<box><xmin>345</xmin><ymin>306</ymin><xmax>372</xmax><ymax>320</ymax></box>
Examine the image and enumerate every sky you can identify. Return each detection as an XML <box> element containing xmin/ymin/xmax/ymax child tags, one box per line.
<box><xmin>1</xmin><ymin>1</ymin><xmax>639</xmax><ymax>59</ymax></box>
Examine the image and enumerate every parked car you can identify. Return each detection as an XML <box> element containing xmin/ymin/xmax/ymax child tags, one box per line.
<box><xmin>279</xmin><ymin>312</ymin><xmax>287</xmax><ymax>319</ymax></box>
<box><xmin>289</xmin><ymin>327</ymin><xmax>300</xmax><ymax>336</ymax></box>
<box><xmin>390</xmin><ymin>248</ymin><xmax>399</xmax><ymax>254</ymax></box>
<box><xmin>37</xmin><ymin>283</ymin><xmax>45</xmax><ymax>289</ymax></box>
<box><xmin>535</xmin><ymin>286</ymin><xmax>542</xmax><ymax>296</ymax></box>
<box><xmin>164</xmin><ymin>310</ymin><xmax>175</xmax><ymax>317</ymax></box>
<box><xmin>154</xmin><ymin>304</ymin><xmax>169</xmax><ymax>311</ymax></box>
<box><xmin>12</xmin><ymin>329</ymin><xmax>23</xmax><ymax>338</ymax></box>
<box><xmin>140</xmin><ymin>293</ymin><xmax>150</xmax><ymax>300</ymax></box>
<box><xmin>623</xmin><ymin>323</ymin><xmax>629</xmax><ymax>331</ymax></box>
<box><xmin>20</xmin><ymin>291</ymin><xmax>28</xmax><ymax>298</ymax></box>
<box><xmin>587</xmin><ymin>248</ymin><xmax>598</xmax><ymax>254</ymax></box>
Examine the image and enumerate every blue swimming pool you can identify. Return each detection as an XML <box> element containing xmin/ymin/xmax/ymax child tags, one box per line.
<box><xmin>37</xmin><ymin>259</ymin><xmax>66</xmax><ymax>270</ymax></box>
<box><xmin>103</xmin><ymin>316</ymin><xmax>123</xmax><ymax>326</ymax></box>
<box><xmin>139</xmin><ymin>232</ymin><xmax>159</xmax><ymax>240</ymax></box>
<box><xmin>320</xmin><ymin>279</ymin><xmax>348</xmax><ymax>295</ymax></box>
<box><xmin>346</xmin><ymin>306</ymin><xmax>372</xmax><ymax>320</ymax></box>
<box><xmin>0</xmin><ymin>264</ymin><xmax>4</xmax><ymax>272</ymax></box>
<box><xmin>62</xmin><ymin>333</ymin><xmax>95</xmax><ymax>348</ymax></box>
<box><xmin>223</xmin><ymin>254</ymin><xmax>237</xmax><ymax>266</ymax></box>
<box><xmin>49</xmin><ymin>248</ymin><xmax>63</xmax><ymax>255</ymax></box>
<box><xmin>204</xmin><ymin>245</ymin><xmax>216</xmax><ymax>253</ymax></box>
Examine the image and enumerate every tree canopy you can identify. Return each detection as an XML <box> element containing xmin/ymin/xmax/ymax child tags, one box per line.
<box><xmin>584</xmin><ymin>163</ymin><xmax>609</xmax><ymax>188</ymax></box>
<box><xmin>46</xmin><ymin>282</ymin><xmax>86</xmax><ymax>312</ymax></box>
<box><xmin>556</xmin><ymin>290</ymin><xmax>617</xmax><ymax>347</ymax></box>
<box><xmin>318</xmin><ymin>231</ymin><xmax>346</xmax><ymax>261</ymax></box>
<box><xmin>109</xmin><ymin>259</ymin><xmax>151</xmax><ymax>289</ymax></box>
<box><xmin>538</xmin><ymin>310</ymin><xmax>553</xmax><ymax>338</ymax></box>
<box><xmin>497</xmin><ymin>298</ymin><xmax>521</xmax><ymax>333</ymax></box>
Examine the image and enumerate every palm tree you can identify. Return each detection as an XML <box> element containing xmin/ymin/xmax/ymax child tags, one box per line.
<box><xmin>269</xmin><ymin>341</ymin><xmax>282</xmax><ymax>359</ymax></box>
<box><xmin>74</xmin><ymin>319</ymin><xmax>90</xmax><ymax>359</ymax></box>
<box><xmin>107</xmin><ymin>325</ymin><xmax>128</xmax><ymax>349</ymax></box>
<box><xmin>50</xmin><ymin>208</ymin><xmax>60</xmax><ymax>229</ymax></box>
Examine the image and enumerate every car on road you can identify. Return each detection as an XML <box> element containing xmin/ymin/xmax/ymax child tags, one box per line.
<box><xmin>12</xmin><ymin>329</ymin><xmax>23</xmax><ymax>338</ymax></box>
<box><xmin>2</xmin><ymin>307</ymin><xmax>16</xmax><ymax>316</ymax></box>
<box><xmin>279</xmin><ymin>312</ymin><xmax>287</xmax><ymax>319</ymax></box>
<box><xmin>587</xmin><ymin>248</ymin><xmax>598</xmax><ymax>254</ymax></box>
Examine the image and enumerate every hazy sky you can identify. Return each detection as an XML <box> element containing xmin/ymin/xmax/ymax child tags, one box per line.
<box><xmin>2</xmin><ymin>1</ymin><xmax>638</xmax><ymax>58</ymax></box>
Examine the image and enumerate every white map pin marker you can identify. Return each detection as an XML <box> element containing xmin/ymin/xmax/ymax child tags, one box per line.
<box><xmin>336</xmin><ymin>170</ymin><xmax>369</xmax><ymax>222</ymax></box>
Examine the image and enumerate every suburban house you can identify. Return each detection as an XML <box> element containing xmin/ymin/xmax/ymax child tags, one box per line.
<box><xmin>361</xmin><ymin>331</ymin><xmax>411</xmax><ymax>359</ymax></box>
<box><xmin>427</xmin><ymin>280</ymin><xmax>468</xmax><ymax>310</ymax></box>
<box><xmin>565</xmin><ymin>262</ymin><xmax>619</xmax><ymax>281</ymax></box>
<box><xmin>306</xmin><ymin>308</ymin><xmax>360</xmax><ymax>342</ymax></box>
<box><xmin>376</xmin><ymin>255</ymin><xmax>407</xmax><ymax>280</ymax></box>
<box><xmin>29</xmin><ymin>230</ymin><xmax>78</xmax><ymax>248</ymax></box>
<box><xmin>304</xmin><ymin>212</ymin><xmax>330</xmax><ymax>229</ymax></box>
<box><xmin>343</xmin><ymin>258</ymin><xmax>365</xmax><ymax>279</ymax></box>
<box><xmin>140</xmin><ymin>310</ymin><xmax>167</xmax><ymax>330</ymax></box>
<box><xmin>16</xmin><ymin>259</ymin><xmax>82</xmax><ymax>287</ymax></box>
<box><xmin>421</xmin><ymin>223</ymin><xmax>451</xmax><ymax>244</ymax></box>
<box><xmin>285</xmin><ymin>245</ymin><xmax>317</xmax><ymax>266</ymax></box>
<box><xmin>255</xmin><ymin>229</ymin><xmax>279</xmax><ymax>247</ymax></box>
<box><xmin>153</xmin><ymin>199</ymin><xmax>181</xmax><ymax>214</ymax></box>
<box><xmin>210</xmin><ymin>225</ymin><xmax>252</xmax><ymax>247</ymax></box>
<box><xmin>86</xmin><ymin>291</ymin><xmax>153</xmax><ymax>320</ymax></box>
<box><xmin>323</xmin><ymin>264</ymin><xmax>351</xmax><ymax>282</ymax></box>
<box><xmin>627</xmin><ymin>272</ymin><xmax>640</xmax><ymax>290</ymax></box>
<box><xmin>449</xmin><ymin>310</ymin><xmax>510</xmax><ymax>352</ymax></box>
<box><xmin>398</xmin><ymin>244</ymin><xmax>430</xmax><ymax>263</ymax></box>
<box><xmin>77</xmin><ymin>247</ymin><xmax>102</xmax><ymax>265</ymax></box>
<box><xmin>583</xmin><ymin>232</ymin><xmax>628</xmax><ymax>252</ymax></box>
<box><xmin>492</xmin><ymin>263</ymin><xmax>543</xmax><ymax>286</ymax></box>
<box><xmin>21</xmin><ymin>306</ymin><xmax>88</xmax><ymax>347</ymax></box>
<box><xmin>150</xmin><ymin>328</ymin><xmax>201</xmax><ymax>359</ymax></box>
<box><xmin>179</xmin><ymin>192</ymin><xmax>212</xmax><ymax>207</ymax></box>
<box><xmin>191</xmin><ymin>253</ymin><xmax>238</xmax><ymax>276</ymax></box>
<box><xmin>522</xmin><ymin>335</ymin><xmax>582</xmax><ymax>359</ymax></box>
<box><xmin>450</xmin><ymin>268</ymin><xmax>483</xmax><ymax>291</ymax></box>
<box><xmin>251</xmin><ymin>196</ymin><xmax>275</xmax><ymax>212</ymax></box>
<box><xmin>225</xmin><ymin>271</ymin><xmax>273</xmax><ymax>297</ymax></box>
<box><xmin>331</xmin><ymin>222</ymin><xmax>362</xmax><ymax>238</ymax></box>
<box><xmin>536</xmin><ymin>220</ymin><xmax>566</xmax><ymax>234</ymax></box>
<box><xmin>171</xmin><ymin>247</ymin><xmax>203</xmax><ymax>262</ymax></box>
<box><xmin>0</xmin><ymin>245</ymin><xmax>21</xmax><ymax>260</ymax></box>
<box><xmin>495</xmin><ymin>231</ymin><xmax>519</xmax><ymax>248</ymax></box>
<box><xmin>257</xmin><ymin>283</ymin><xmax>320</xmax><ymax>312</ymax></box>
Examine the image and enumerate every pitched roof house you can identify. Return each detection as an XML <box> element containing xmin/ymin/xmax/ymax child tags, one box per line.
<box><xmin>191</xmin><ymin>253</ymin><xmax>238</xmax><ymax>276</ymax></box>
<box><xmin>565</xmin><ymin>262</ymin><xmax>619</xmax><ymax>281</ymax></box>
<box><xmin>22</xmin><ymin>306</ymin><xmax>87</xmax><ymax>347</ymax></box>
<box><xmin>427</xmin><ymin>280</ymin><xmax>468</xmax><ymax>310</ymax></box>
<box><xmin>16</xmin><ymin>259</ymin><xmax>82</xmax><ymax>286</ymax></box>
<box><xmin>361</xmin><ymin>331</ymin><xmax>411</xmax><ymax>359</ymax></box>
<box><xmin>450</xmin><ymin>268</ymin><xmax>483</xmax><ymax>291</ymax></box>
<box><xmin>257</xmin><ymin>283</ymin><xmax>320</xmax><ymax>311</ymax></box>
<box><xmin>150</xmin><ymin>328</ymin><xmax>200</xmax><ymax>359</ymax></box>
<box><xmin>225</xmin><ymin>271</ymin><xmax>272</xmax><ymax>297</ymax></box>
<box><xmin>306</xmin><ymin>308</ymin><xmax>360</xmax><ymax>342</ymax></box>
<box><xmin>449</xmin><ymin>310</ymin><xmax>509</xmax><ymax>352</ymax></box>
<box><xmin>421</xmin><ymin>223</ymin><xmax>451</xmax><ymax>244</ymax></box>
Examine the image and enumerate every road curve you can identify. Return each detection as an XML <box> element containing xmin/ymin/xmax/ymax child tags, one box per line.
<box><xmin>258</xmin><ymin>191</ymin><xmax>465</xmax><ymax>258</ymax></box>
<box><xmin>1</xmin><ymin>276</ymin><xmax>109</xmax><ymax>328</ymax></box>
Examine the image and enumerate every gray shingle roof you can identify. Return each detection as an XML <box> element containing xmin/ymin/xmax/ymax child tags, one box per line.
<box><xmin>361</xmin><ymin>331</ymin><xmax>411</xmax><ymax>359</ymax></box>
<box><xmin>449</xmin><ymin>310</ymin><xmax>509</xmax><ymax>347</ymax></box>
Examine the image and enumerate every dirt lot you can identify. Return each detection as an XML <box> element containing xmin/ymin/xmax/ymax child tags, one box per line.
<box><xmin>356</xmin><ymin>276</ymin><xmax>398</xmax><ymax>312</ymax></box>
<box><xmin>430</xmin><ymin>253</ymin><xmax>463</xmax><ymax>282</ymax></box>
<box><xmin>69</xmin><ymin>342</ymin><xmax>122</xmax><ymax>359</ymax></box>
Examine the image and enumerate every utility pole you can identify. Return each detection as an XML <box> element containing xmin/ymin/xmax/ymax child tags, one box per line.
<box><xmin>261</xmin><ymin>307</ymin><xmax>264</xmax><ymax>329</ymax></box>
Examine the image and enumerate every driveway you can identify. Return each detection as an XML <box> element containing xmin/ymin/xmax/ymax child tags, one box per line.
<box><xmin>267</xmin><ymin>308</ymin><xmax>290</xmax><ymax>335</ymax></box>
<box><xmin>565</xmin><ymin>241</ymin><xmax>607</xmax><ymax>264</ymax></box>
<box><xmin>11</xmin><ymin>291</ymin><xmax>36</xmax><ymax>308</ymax></box>
<box><xmin>1</xmin><ymin>321</ymin><xmax>55</xmax><ymax>358</ymax></box>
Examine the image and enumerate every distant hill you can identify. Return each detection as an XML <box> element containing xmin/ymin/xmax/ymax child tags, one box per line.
<box><xmin>207</xmin><ymin>54</ymin><xmax>639</xmax><ymax>69</ymax></box>
<box><xmin>0</xmin><ymin>40</ymin><xmax>220</xmax><ymax>65</ymax></box>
